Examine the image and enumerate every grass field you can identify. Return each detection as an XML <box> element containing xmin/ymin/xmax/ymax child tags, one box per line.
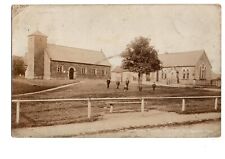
<box><xmin>12</xmin><ymin>79</ymin><xmax>221</xmax><ymax>128</ymax></box>
<box><xmin>12</xmin><ymin>78</ymin><xmax>78</xmax><ymax>95</ymax></box>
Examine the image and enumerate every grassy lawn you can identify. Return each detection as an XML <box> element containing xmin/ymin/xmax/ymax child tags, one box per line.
<box><xmin>12</xmin><ymin>78</ymin><xmax>78</xmax><ymax>95</ymax></box>
<box><xmin>12</xmin><ymin>79</ymin><xmax>221</xmax><ymax>128</ymax></box>
<box><xmin>13</xmin><ymin>79</ymin><xmax>221</xmax><ymax>99</ymax></box>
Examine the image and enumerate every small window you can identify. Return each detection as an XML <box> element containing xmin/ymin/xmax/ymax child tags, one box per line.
<box><xmin>81</xmin><ymin>68</ymin><xmax>87</xmax><ymax>74</ymax></box>
<box><xmin>164</xmin><ymin>71</ymin><xmax>167</xmax><ymax>79</ymax></box>
<box><xmin>91</xmin><ymin>69</ymin><xmax>97</xmax><ymax>75</ymax></box>
<box><xmin>186</xmin><ymin>70</ymin><xmax>189</xmax><ymax>79</ymax></box>
<box><xmin>102</xmin><ymin>70</ymin><xmax>105</xmax><ymax>76</ymax></box>
<box><xmin>57</xmin><ymin>65</ymin><xmax>63</xmax><ymax>72</ymax></box>
<box><xmin>146</xmin><ymin>73</ymin><xmax>150</xmax><ymax>81</ymax></box>
<box><xmin>183</xmin><ymin>69</ymin><xmax>186</xmax><ymax>79</ymax></box>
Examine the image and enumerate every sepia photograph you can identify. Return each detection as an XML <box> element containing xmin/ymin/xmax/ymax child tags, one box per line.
<box><xmin>11</xmin><ymin>4</ymin><xmax>221</xmax><ymax>138</ymax></box>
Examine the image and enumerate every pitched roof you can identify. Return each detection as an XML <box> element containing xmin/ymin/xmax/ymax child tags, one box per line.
<box><xmin>45</xmin><ymin>44</ymin><xmax>111</xmax><ymax>66</ymax></box>
<box><xmin>112</xmin><ymin>66</ymin><xmax>124</xmax><ymax>73</ymax></box>
<box><xmin>28</xmin><ymin>31</ymin><xmax>47</xmax><ymax>37</ymax></box>
<box><xmin>158</xmin><ymin>50</ymin><xmax>205</xmax><ymax>67</ymax></box>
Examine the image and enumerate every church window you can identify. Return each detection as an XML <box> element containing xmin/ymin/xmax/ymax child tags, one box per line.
<box><xmin>199</xmin><ymin>64</ymin><xmax>206</xmax><ymax>80</ymax></box>
<box><xmin>202</xmin><ymin>66</ymin><xmax>206</xmax><ymax>79</ymax></box>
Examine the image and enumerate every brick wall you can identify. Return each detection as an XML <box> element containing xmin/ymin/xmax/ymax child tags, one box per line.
<box><xmin>50</xmin><ymin>60</ymin><xmax>111</xmax><ymax>80</ymax></box>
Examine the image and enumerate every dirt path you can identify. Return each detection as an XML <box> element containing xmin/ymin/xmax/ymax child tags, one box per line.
<box><xmin>12</xmin><ymin>81</ymin><xmax>82</xmax><ymax>97</ymax></box>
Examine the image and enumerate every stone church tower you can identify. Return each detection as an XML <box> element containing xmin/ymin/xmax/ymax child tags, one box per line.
<box><xmin>25</xmin><ymin>31</ymin><xmax>47</xmax><ymax>79</ymax></box>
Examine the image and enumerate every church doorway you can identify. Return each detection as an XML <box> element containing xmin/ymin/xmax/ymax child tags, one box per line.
<box><xmin>69</xmin><ymin>67</ymin><xmax>76</xmax><ymax>79</ymax></box>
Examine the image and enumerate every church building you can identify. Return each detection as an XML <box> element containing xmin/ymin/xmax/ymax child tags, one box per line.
<box><xmin>25</xmin><ymin>31</ymin><xmax>111</xmax><ymax>80</ymax></box>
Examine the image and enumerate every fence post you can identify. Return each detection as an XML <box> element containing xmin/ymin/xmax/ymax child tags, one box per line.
<box><xmin>16</xmin><ymin>102</ymin><xmax>20</xmax><ymax>124</ymax></box>
<box><xmin>181</xmin><ymin>98</ymin><xmax>185</xmax><ymax>112</ymax></box>
<box><xmin>214</xmin><ymin>98</ymin><xmax>218</xmax><ymax>111</ymax></box>
<box><xmin>141</xmin><ymin>98</ymin><xmax>145</xmax><ymax>113</ymax></box>
<box><xmin>88</xmin><ymin>98</ymin><xmax>91</xmax><ymax>119</ymax></box>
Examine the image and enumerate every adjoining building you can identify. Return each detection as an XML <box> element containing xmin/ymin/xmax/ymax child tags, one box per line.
<box><xmin>112</xmin><ymin>50</ymin><xmax>213</xmax><ymax>86</ymax></box>
<box><xmin>25</xmin><ymin>31</ymin><xmax>111</xmax><ymax>80</ymax></box>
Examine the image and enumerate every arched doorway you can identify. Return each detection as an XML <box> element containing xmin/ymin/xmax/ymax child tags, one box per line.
<box><xmin>69</xmin><ymin>67</ymin><xmax>76</xmax><ymax>79</ymax></box>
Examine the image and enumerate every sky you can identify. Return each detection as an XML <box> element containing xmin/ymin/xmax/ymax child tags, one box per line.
<box><xmin>12</xmin><ymin>5</ymin><xmax>221</xmax><ymax>73</ymax></box>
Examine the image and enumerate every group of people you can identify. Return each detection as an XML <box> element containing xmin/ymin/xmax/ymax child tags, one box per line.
<box><xmin>106</xmin><ymin>78</ymin><xmax>130</xmax><ymax>91</ymax></box>
<box><xmin>106</xmin><ymin>78</ymin><xmax>157</xmax><ymax>91</ymax></box>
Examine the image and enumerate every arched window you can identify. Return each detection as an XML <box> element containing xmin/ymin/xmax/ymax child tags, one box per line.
<box><xmin>199</xmin><ymin>66</ymin><xmax>202</xmax><ymax>79</ymax></box>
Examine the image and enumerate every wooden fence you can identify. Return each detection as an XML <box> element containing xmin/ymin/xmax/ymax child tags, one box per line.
<box><xmin>12</xmin><ymin>96</ymin><xmax>221</xmax><ymax>124</ymax></box>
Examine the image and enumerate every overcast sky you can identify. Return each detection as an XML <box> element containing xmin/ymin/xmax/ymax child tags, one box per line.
<box><xmin>12</xmin><ymin>5</ymin><xmax>221</xmax><ymax>73</ymax></box>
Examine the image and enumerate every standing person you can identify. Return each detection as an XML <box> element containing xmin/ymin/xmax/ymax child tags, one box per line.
<box><xmin>125</xmin><ymin>78</ymin><xmax>130</xmax><ymax>90</ymax></box>
<box><xmin>152</xmin><ymin>82</ymin><xmax>156</xmax><ymax>91</ymax></box>
<box><xmin>116</xmin><ymin>80</ymin><xmax>120</xmax><ymax>89</ymax></box>
<box><xmin>106</xmin><ymin>78</ymin><xmax>111</xmax><ymax>88</ymax></box>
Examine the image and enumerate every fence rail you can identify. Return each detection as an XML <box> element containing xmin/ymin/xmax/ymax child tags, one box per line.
<box><xmin>12</xmin><ymin>96</ymin><xmax>221</xmax><ymax>124</ymax></box>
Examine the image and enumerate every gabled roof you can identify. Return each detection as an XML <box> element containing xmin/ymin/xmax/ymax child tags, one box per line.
<box><xmin>45</xmin><ymin>44</ymin><xmax>111</xmax><ymax>66</ymax></box>
<box><xmin>28</xmin><ymin>31</ymin><xmax>47</xmax><ymax>37</ymax></box>
<box><xmin>158</xmin><ymin>50</ymin><xmax>205</xmax><ymax>67</ymax></box>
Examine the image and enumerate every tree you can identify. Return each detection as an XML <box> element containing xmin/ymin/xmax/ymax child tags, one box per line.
<box><xmin>121</xmin><ymin>36</ymin><xmax>161</xmax><ymax>91</ymax></box>
<box><xmin>12</xmin><ymin>55</ymin><xmax>26</xmax><ymax>77</ymax></box>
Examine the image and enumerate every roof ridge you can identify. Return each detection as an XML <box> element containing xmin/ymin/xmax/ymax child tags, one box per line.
<box><xmin>46</xmin><ymin>43</ymin><xmax>111</xmax><ymax>66</ymax></box>
<box><xmin>160</xmin><ymin>49</ymin><xmax>205</xmax><ymax>55</ymax></box>
<box><xmin>47</xmin><ymin>43</ymin><xmax>102</xmax><ymax>53</ymax></box>
<box><xmin>158</xmin><ymin>50</ymin><xmax>207</xmax><ymax>67</ymax></box>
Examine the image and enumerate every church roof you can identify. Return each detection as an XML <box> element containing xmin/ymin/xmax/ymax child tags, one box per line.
<box><xmin>158</xmin><ymin>50</ymin><xmax>206</xmax><ymax>67</ymax></box>
<box><xmin>45</xmin><ymin>44</ymin><xmax>111</xmax><ymax>66</ymax></box>
<box><xmin>28</xmin><ymin>31</ymin><xmax>47</xmax><ymax>37</ymax></box>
